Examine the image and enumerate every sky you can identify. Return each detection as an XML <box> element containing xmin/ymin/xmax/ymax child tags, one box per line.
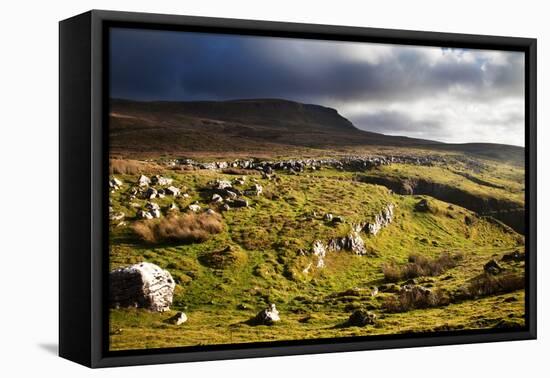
<box><xmin>110</xmin><ymin>28</ymin><xmax>525</xmax><ymax>146</ymax></box>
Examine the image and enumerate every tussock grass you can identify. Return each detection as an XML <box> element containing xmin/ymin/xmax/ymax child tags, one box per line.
<box><xmin>383</xmin><ymin>287</ymin><xmax>449</xmax><ymax>313</ymax></box>
<box><xmin>109</xmin><ymin>158</ymin><xmax>160</xmax><ymax>175</ymax></box>
<box><xmin>382</xmin><ymin>252</ymin><xmax>463</xmax><ymax>282</ymax></box>
<box><xmin>464</xmin><ymin>272</ymin><xmax>524</xmax><ymax>298</ymax></box>
<box><xmin>132</xmin><ymin>212</ymin><xmax>223</xmax><ymax>244</ymax></box>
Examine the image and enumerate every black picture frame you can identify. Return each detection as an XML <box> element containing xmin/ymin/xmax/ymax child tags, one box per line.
<box><xmin>59</xmin><ymin>9</ymin><xmax>537</xmax><ymax>368</ymax></box>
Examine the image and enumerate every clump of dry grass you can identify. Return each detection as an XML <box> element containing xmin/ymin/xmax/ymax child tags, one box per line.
<box><xmin>383</xmin><ymin>287</ymin><xmax>449</xmax><ymax>313</ymax></box>
<box><xmin>464</xmin><ymin>272</ymin><xmax>524</xmax><ymax>298</ymax></box>
<box><xmin>132</xmin><ymin>212</ymin><xmax>223</xmax><ymax>244</ymax></box>
<box><xmin>109</xmin><ymin>159</ymin><xmax>160</xmax><ymax>175</ymax></box>
<box><xmin>382</xmin><ymin>252</ymin><xmax>463</xmax><ymax>282</ymax></box>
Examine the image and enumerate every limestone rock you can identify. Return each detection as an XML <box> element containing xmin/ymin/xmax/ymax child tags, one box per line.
<box><xmin>312</xmin><ymin>240</ymin><xmax>327</xmax><ymax>268</ymax></box>
<box><xmin>365</xmin><ymin>203</ymin><xmax>394</xmax><ymax>235</ymax></box>
<box><xmin>137</xmin><ymin>175</ymin><xmax>151</xmax><ymax>187</ymax></box>
<box><xmin>212</xmin><ymin>179</ymin><xmax>232</xmax><ymax>190</ymax></box>
<box><xmin>168</xmin><ymin>312</ymin><xmax>188</xmax><ymax>325</ymax></box>
<box><xmin>165</xmin><ymin>186</ymin><xmax>180</xmax><ymax>196</ymax></box>
<box><xmin>484</xmin><ymin>259</ymin><xmax>504</xmax><ymax>275</ymax></box>
<box><xmin>109</xmin><ymin>177</ymin><xmax>123</xmax><ymax>190</ymax></box>
<box><xmin>188</xmin><ymin>204</ymin><xmax>201</xmax><ymax>212</ymax></box>
<box><xmin>110</xmin><ymin>262</ymin><xmax>175</xmax><ymax>312</ymax></box>
<box><xmin>211</xmin><ymin>193</ymin><xmax>223</xmax><ymax>203</ymax></box>
<box><xmin>144</xmin><ymin>187</ymin><xmax>157</xmax><ymax>199</ymax></box>
<box><xmin>250</xmin><ymin>304</ymin><xmax>280</xmax><ymax>325</ymax></box>
<box><xmin>151</xmin><ymin>175</ymin><xmax>173</xmax><ymax>186</ymax></box>
<box><xmin>347</xmin><ymin>309</ymin><xmax>377</xmax><ymax>326</ymax></box>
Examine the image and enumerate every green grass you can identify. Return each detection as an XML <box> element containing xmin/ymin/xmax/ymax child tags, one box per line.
<box><xmin>108</xmin><ymin>156</ymin><xmax>525</xmax><ymax>351</ymax></box>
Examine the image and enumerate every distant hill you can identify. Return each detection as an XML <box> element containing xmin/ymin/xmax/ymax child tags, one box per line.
<box><xmin>109</xmin><ymin>98</ymin><xmax>524</xmax><ymax>165</ymax></box>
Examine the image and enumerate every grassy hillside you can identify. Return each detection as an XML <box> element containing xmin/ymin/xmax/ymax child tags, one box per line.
<box><xmin>109</xmin><ymin>99</ymin><xmax>524</xmax><ymax>167</ymax></box>
<box><xmin>108</xmin><ymin>156</ymin><xmax>525</xmax><ymax>351</ymax></box>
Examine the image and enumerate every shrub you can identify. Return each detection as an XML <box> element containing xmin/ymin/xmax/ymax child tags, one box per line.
<box><xmin>382</xmin><ymin>252</ymin><xmax>463</xmax><ymax>282</ymax></box>
<box><xmin>132</xmin><ymin>212</ymin><xmax>223</xmax><ymax>244</ymax></box>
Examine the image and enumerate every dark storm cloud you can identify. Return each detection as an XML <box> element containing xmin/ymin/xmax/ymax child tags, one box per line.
<box><xmin>109</xmin><ymin>28</ymin><xmax>525</xmax><ymax>145</ymax></box>
<box><xmin>110</xmin><ymin>29</ymin><xmax>523</xmax><ymax>103</ymax></box>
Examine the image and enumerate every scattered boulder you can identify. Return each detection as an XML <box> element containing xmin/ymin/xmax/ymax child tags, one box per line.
<box><xmin>370</xmin><ymin>286</ymin><xmax>379</xmax><ymax>297</ymax></box>
<box><xmin>324</xmin><ymin>213</ymin><xmax>333</xmax><ymax>222</ymax></box>
<box><xmin>151</xmin><ymin>175</ymin><xmax>173</xmax><ymax>186</ymax></box>
<box><xmin>145</xmin><ymin>202</ymin><xmax>160</xmax><ymax>211</ymax></box>
<box><xmin>151</xmin><ymin>208</ymin><xmax>161</xmax><ymax>218</ymax></box>
<box><xmin>332</xmin><ymin>216</ymin><xmax>345</xmax><ymax>224</ymax></box>
<box><xmin>224</xmin><ymin>190</ymin><xmax>238</xmax><ymax>200</ymax></box>
<box><xmin>231</xmin><ymin>198</ymin><xmax>249</xmax><ymax>208</ymax></box>
<box><xmin>249</xmin><ymin>304</ymin><xmax>280</xmax><ymax>325</ymax></box>
<box><xmin>212</xmin><ymin>179</ymin><xmax>232</xmax><ymax>190</ymax></box>
<box><xmin>168</xmin><ymin>312</ymin><xmax>187</xmax><ymax>325</ymax></box>
<box><xmin>165</xmin><ymin>186</ymin><xmax>180</xmax><ymax>196</ymax></box>
<box><xmin>245</xmin><ymin>184</ymin><xmax>263</xmax><ymax>196</ymax></box>
<box><xmin>168</xmin><ymin>203</ymin><xmax>178</xmax><ymax>212</ymax></box>
<box><xmin>484</xmin><ymin>259</ymin><xmax>504</xmax><ymax>275</ymax></box>
<box><xmin>110</xmin><ymin>262</ymin><xmax>175</xmax><ymax>312</ymax></box>
<box><xmin>110</xmin><ymin>212</ymin><xmax>125</xmax><ymax>221</ymax></box>
<box><xmin>414</xmin><ymin>198</ymin><xmax>430</xmax><ymax>212</ymax></box>
<box><xmin>144</xmin><ymin>187</ymin><xmax>157</xmax><ymax>199</ymax></box>
<box><xmin>188</xmin><ymin>204</ymin><xmax>201</xmax><ymax>212</ymax></box>
<box><xmin>211</xmin><ymin>193</ymin><xmax>223</xmax><ymax>203</ymax></box>
<box><xmin>328</xmin><ymin>232</ymin><xmax>367</xmax><ymax>255</ymax></box>
<box><xmin>109</xmin><ymin>177</ymin><xmax>123</xmax><ymax>190</ymax></box>
<box><xmin>501</xmin><ymin>250</ymin><xmax>525</xmax><ymax>262</ymax></box>
<box><xmin>137</xmin><ymin>175</ymin><xmax>151</xmax><ymax>187</ymax></box>
<box><xmin>347</xmin><ymin>309</ymin><xmax>377</xmax><ymax>326</ymax></box>
<box><xmin>137</xmin><ymin>210</ymin><xmax>153</xmax><ymax>220</ymax></box>
<box><xmin>232</xmin><ymin>177</ymin><xmax>246</xmax><ymax>186</ymax></box>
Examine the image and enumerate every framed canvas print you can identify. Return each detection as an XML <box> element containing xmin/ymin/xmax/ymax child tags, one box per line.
<box><xmin>59</xmin><ymin>10</ymin><xmax>537</xmax><ymax>368</ymax></box>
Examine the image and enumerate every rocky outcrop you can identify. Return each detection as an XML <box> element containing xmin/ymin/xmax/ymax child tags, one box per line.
<box><xmin>174</xmin><ymin>154</ymin><xmax>448</xmax><ymax>174</ymax></box>
<box><xmin>365</xmin><ymin>203</ymin><xmax>394</xmax><ymax>235</ymax></box>
<box><xmin>358</xmin><ymin>175</ymin><xmax>524</xmax><ymax>234</ymax></box>
<box><xmin>245</xmin><ymin>184</ymin><xmax>263</xmax><ymax>196</ymax></box>
<box><xmin>110</xmin><ymin>262</ymin><xmax>175</xmax><ymax>312</ymax></box>
<box><xmin>307</xmin><ymin>203</ymin><xmax>393</xmax><ymax>268</ymax></box>
<box><xmin>312</xmin><ymin>240</ymin><xmax>327</xmax><ymax>268</ymax></box>
<box><xmin>328</xmin><ymin>231</ymin><xmax>368</xmax><ymax>255</ymax></box>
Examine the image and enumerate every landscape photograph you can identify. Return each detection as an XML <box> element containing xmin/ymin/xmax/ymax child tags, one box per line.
<box><xmin>107</xmin><ymin>28</ymin><xmax>527</xmax><ymax>351</ymax></box>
